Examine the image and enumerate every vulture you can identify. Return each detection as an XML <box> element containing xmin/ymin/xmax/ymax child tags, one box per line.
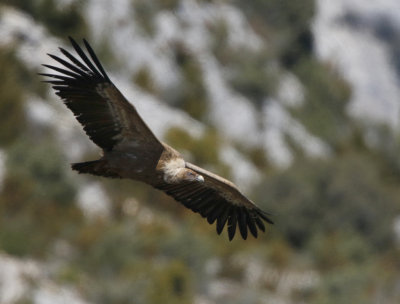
<box><xmin>41</xmin><ymin>37</ymin><xmax>273</xmax><ymax>240</ymax></box>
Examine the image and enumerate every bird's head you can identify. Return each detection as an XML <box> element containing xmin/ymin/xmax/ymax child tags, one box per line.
<box><xmin>182</xmin><ymin>169</ymin><xmax>204</xmax><ymax>183</ymax></box>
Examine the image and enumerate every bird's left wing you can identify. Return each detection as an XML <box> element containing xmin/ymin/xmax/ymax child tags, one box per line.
<box><xmin>156</xmin><ymin>162</ymin><xmax>273</xmax><ymax>240</ymax></box>
<box><xmin>40</xmin><ymin>37</ymin><xmax>163</xmax><ymax>153</ymax></box>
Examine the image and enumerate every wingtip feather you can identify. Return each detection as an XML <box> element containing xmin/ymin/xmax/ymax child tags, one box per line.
<box><xmin>227</xmin><ymin>209</ymin><xmax>237</xmax><ymax>241</ymax></box>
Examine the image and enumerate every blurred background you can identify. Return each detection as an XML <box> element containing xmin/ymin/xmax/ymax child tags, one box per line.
<box><xmin>0</xmin><ymin>0</ymin><xmax>400</xmax><ymax>303</ymax></box>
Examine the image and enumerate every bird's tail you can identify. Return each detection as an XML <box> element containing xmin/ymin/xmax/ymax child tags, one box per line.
<box><xmin>71</xmin><ymin>160</ymin><xmax>121</xmax><ymax>178</ymax></box>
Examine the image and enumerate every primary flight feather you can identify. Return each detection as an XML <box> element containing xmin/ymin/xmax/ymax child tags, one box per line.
<box><xmin>41</xmin><ymin>37</ymin><xmax>273</xmax><ymax>240</ymax></box>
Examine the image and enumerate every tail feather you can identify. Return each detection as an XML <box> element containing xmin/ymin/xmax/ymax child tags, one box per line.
<box><xmin>71</xmin><ymin>160</ymin><xmax>120</xmax><ymax>178</ymax></box>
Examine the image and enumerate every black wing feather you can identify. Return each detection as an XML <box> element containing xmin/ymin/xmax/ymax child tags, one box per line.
<box><xmin>83</xmin><ymin>39</ymin><xmax>110</xmax><ymax>81</ymax></box>
<box><xmin>41</xmin><ymin>38</ymin><xmax>124</xmax><ymax>150</ymax></box>
<box><xmin>238</xmin><ymin>208</ymin><xmax>248</xmax><ymax>240</ymax></box>
<box><xmin>59</xmin><ymin>47</ymin><xmax>91</xmax><ymax>72</ymax></box>
<box><xmin>47</xmin><ymin>53</ymin><xmax>88</xmax><ymax>77</ymax></box>
<box><xmin>156</xmin><ymin>182</ymin><xmax>272</xmax><ymax>240</ymax></box>
<box><xmin>246</xmin><ymin>211</ymin><xmax>258</xmax><ymax>238</ymax></box>
<box><xmin>42</xmin><ymin>64</ymin><xmax>82</xmax><ymax>78</ymax></box>
<box><xmin>228</xmin><ymin>209</ymin><xmax>238</xmax><ymax>241</ymax></box>
<box><xmin>216</xmin><ymin>205</ymin><xmax>232</xmax><ymax>235</ymax></box>
<box><xmin>68</xmin><ymin>37</ymin><xmax>103</xmax><ymax>78</ymax></box>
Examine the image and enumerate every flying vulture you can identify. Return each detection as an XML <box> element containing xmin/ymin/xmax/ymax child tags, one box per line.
<box><xmin>40</xmin><ymin>37</ymin><xmax>273</xmax><ymax>240</ymax></box>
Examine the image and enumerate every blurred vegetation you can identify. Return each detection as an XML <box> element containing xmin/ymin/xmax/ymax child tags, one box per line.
<box><xmin>132</xmin><ymin>0</ymin><xmax>180</xmax><ymax>36</ymax></box>
<box><xmin>256</xmin><ymin>151</ymin><xmax>397</xmax><ymax>251</ymax></box>
<box><xmin>0</xmin><ymin>0</ymin><xmax>399</xmax><ymax>303</ymax></box>
<box><xmin>0</xmin><ymin>47</ymin><xmax>26</xmax><ymax>146</ymax></box>
<box><xmin>234</xmin><ymin>0</ymin><xmax>315</xmax><ymax>67</ymax></box>
<box><xmin>132</xmin><ymin>0</ymin><xmax>157</xmax><ymax>36</ymax></box>
<box><xmin>169</xmin><ymin>43</ymin><xmax>209</xmax><ymax>120</ymax></box>
<box><xmin>0</xmin><ymin>0</ymin><xmax>88</xmax><ymax>38</ymax></box>
<box><xmin>227</xmin><ymin>50</ymin><xmax>278</xmax><ymax>107</ymax></box>
<box><xmin>292</xmin><ymin>59</ymin><xmax>352</xmax><ymax>147</ymax></box>
<box><xmin>0</xmin><ymin>138</ymin><xmax>81</xmax><ymax>257</ymax></box>
<box><xmin>133</xmin><ymin>66</ymin><xmax>157</xmax><ymax>95</ymax></box>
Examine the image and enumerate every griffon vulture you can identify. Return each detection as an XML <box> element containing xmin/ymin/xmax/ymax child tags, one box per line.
<box><xmin>41</xmin><ymin>38</ymin><xmax>273</xmax><ymax>240</ymax></box>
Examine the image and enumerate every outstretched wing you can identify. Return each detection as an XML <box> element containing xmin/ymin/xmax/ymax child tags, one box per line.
<box><xmin>156</xmin><ymin>162</ymin><xmax>273</xmax><ymax>240</ymax></box>
<box><xmin>40</xmin><ymin>37</ymin><xmax>163</xmax><ymax>153</ymax></box>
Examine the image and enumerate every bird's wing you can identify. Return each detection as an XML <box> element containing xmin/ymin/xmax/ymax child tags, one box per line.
<box><xmin>156</xmin><ymin>162</ymin><xmax>273</xmax><ymax>240</ymax></box>
<box><xmin>40</xmin><ymin>37</ymin><xmax>163</xmax><ymax>153</ymax></box>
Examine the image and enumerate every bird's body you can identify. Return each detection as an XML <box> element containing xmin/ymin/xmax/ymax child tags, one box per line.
<box><xmin>41</xmin><ymin>38</ymin><xmax>273</xmax><ymax>240</ymax></box>
<box><xmin>77</xmin><ymin>142</ymin><xmax>186</xmax><ymax>185</ymax></box>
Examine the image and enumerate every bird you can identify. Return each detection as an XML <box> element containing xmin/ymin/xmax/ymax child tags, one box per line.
<box><xmin>40</xmin><ymin>37</ymin><xmax>273</xmax><ymax>240</ymax></box>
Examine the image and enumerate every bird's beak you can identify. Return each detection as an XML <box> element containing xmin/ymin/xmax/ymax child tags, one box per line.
<box><xmin>196</xmin><ymin>175</ymin><xmax>205</xmax><ymax>182</ymax></box>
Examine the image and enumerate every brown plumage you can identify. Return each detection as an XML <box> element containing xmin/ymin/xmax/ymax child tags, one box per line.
<box><xmin>41</xmin><ymin>37</ymin><xmax>273</xmax><ymax>240</ymax></box>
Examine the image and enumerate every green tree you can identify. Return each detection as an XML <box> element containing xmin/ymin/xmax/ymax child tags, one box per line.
<box><xmin>0</xmin><ymin>138</ymin><xmax>80</xmax><ymax>257</ymax></box>
<box><xmin>0</xmin><ymin>48</ymin><xmax>26</xmax><ymax>146</ymax></box>
<box><xmin>1</xmin><ymin>0</ymin><xmax>88</xmax><ymax>38</ymax></box>
<box><xmin>255</xmin><ymin>153</ymin><xmax>397</xmax><ymax>251</ymax></box>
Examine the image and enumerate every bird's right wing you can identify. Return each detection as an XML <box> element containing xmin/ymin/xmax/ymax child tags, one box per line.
<box><xmin>40</xmin><ymin>37</ymin><xmax>163</xmax><ymax>154</ymax></box>
<box><xmin>156</xmin><ymin>162</ymin><xmax>273</xmax><ymax>240</ymax></box>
